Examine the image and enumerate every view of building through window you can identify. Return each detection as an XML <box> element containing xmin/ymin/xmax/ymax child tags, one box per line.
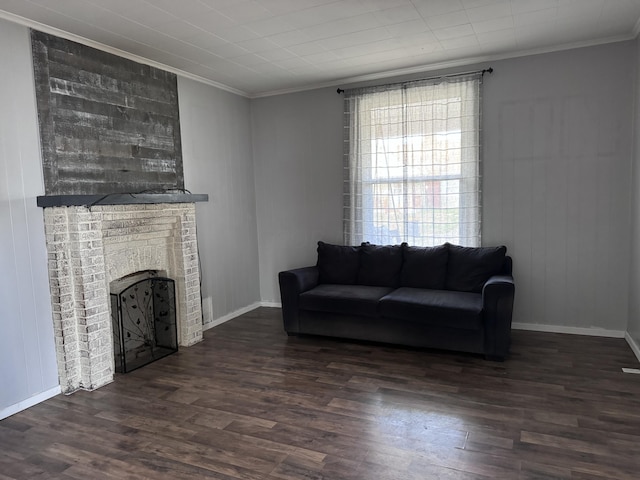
<box><xmin>363</xmin><ymin>104</ymin><xmax>463</xmax><ymax>246</ymax></box>
<box><xmin>344</xmin><ymin>74</ymin><xmax>481</xmax><ymax>247</ymax></box>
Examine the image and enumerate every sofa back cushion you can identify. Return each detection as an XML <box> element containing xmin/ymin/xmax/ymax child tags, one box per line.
<box><xmin>400</xmin><ymin>244</ymin><xmax>449</xmax><ymax>289</ymax></box>
<box><xmin>445</xmin><ymin>243</ymin><xmax>507</xmax><ymax>293</ymax></box>
<box><xmin>316</xmin><ymin>241</ymin><xmax>360</xmax><ymax>284</ymax></box>
<box><xmin>357</xmin><ymin>243</ymin><xmax>404</xmax><ymax>287</ymax></box>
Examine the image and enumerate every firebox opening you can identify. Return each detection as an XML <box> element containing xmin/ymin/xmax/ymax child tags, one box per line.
<box><xmin>110</xmin><ymin>270</ymin><xmax>178</xmax><ymax>374</ymax></box>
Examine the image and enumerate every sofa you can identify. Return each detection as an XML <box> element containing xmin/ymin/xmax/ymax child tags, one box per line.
<box><xmin>278</xmin><ymin>241</ymin><xmax>515</xmax><ymax>360</ymax></box>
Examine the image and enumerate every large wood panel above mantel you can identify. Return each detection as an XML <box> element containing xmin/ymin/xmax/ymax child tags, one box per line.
<box><xmin>31</xmin><ymin>30</ymin><xmax>184</xmax><ymax>196</ymax></box>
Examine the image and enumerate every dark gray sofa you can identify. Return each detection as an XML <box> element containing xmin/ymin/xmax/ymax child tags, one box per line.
<box><xmin>278</xmin><ymin>241</ymin><xmax>515</xmax><ymax>360</ymax></box>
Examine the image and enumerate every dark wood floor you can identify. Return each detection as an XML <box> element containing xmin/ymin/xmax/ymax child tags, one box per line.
<box><xmin>2</xmin><ymin>307</ymin><xmax>640</xmax><ymax>479</ymax></box>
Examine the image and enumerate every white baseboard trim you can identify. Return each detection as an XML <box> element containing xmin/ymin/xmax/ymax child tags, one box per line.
<box><xmin>625</xmin><ymin>332</ymin><xmax>640</xmax><ymax>363</ymax></box>
<box><xmin>512</xmin><ymin>322</ymin><xmax>625</xmax><ymax>338</ymax></box>
<box><xmin>260</xmin><ymin>301</ymin><xmax>282</xmax><ymax>308</ymax></box>
<box><xmin>1</xmin><ymin>385</ymin><xmax>61</xmax><ymax>420</ymax></box>
<box><xmin>202</xmin><ymin>302</ymin><xmax>261</xmax><ymax>331</ymax></box>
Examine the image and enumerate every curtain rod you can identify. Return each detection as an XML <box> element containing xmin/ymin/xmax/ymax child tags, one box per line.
<box><xmin>336</xmin><ymin>67</ymin><xmax>493</xmax><ymax>94</ymax></box>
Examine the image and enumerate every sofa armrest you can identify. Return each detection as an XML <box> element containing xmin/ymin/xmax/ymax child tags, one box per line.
<box><xmin>278</xmin><ymin>266</ymin><xmax>319</xmax><ymax>334</ymax></box>
<box><xmin>482</xmin><ymin>275</ymin><xmax>515</xmax><ymax>359</ymax></box>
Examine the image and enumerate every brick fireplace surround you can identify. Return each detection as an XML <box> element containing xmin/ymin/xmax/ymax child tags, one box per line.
<box><xmin>40</xmin><ymin>199</ymin><xmax>205</xmax><ymax>394</ymax></box>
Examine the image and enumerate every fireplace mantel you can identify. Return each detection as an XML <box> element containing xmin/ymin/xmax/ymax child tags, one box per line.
<box><xmin>37</xmin><ymin>193</ymin><xmax>208</xmax><ymax>208</ymax></box>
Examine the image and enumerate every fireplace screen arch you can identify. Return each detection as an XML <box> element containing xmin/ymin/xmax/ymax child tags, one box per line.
<box><xmin>110</xmin><ymin>272</ymin><xmax>178</xmax><ymax>373</ymax></box>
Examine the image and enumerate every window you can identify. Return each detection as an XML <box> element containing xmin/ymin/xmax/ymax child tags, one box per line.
<box><xmin>343</xmin><ymin>74</ymin><xmax>482</xmax><ymax>247</ymax></box>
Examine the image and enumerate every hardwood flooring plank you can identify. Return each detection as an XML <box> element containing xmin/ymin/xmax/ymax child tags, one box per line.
<box><xmin>2</xmin><ymin>307</ymin><xmax>640</xmax><ymax>479</ymax></box>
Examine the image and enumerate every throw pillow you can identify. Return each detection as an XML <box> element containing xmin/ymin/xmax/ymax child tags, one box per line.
<box><xmin>400</xmin><ymin>244</ymin><xmax>449</xmax><ymax>289</ymax></box>
<box><xmin>316</xmin><ymin>241</ymin><xmax>360</xmax><ymax>284</ymax></box>
<box><xmin>357</xmin><ymin>243</ymin><xmax>404</xmax><ymax>287</ymax></box>
<box><xmin>445</xmin><ymin>243</ymin><xmax>507</xmax><ymax>293</ymax></box>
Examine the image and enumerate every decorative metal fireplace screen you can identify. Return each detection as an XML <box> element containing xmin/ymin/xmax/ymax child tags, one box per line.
<box><xmin>110</xmin><ymin>273</ymin><xmax>178</xmax><ymax>373</ymax></box>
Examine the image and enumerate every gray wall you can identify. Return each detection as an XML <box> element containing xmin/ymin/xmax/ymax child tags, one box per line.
<box><xmin>0</xmin><ymin>19</ymin><xmax>59</xmax><ymax>417</ymax></box>
<box><xmin>252</xmin><ymin>42</ymin><xmax>635</xmax><ymax>335</ymax></box>
<box><xmin>179</xmin><ymin>77</ymin><xmax>260</xmax><ymax>325</ymax></box>
<box><xmin>252</xmin><ymin>88</ymin><xmax>344</xmax><ymax>303</ymax></box>
<box><xmin>628</xmin><ymin>36</ymin><xmax>640</xmax><ymax>349</ymax></box>
<box><xmin>483</xmin><ymin>42</ymin><xmax>634</xmax><ymax>333</ymax></box>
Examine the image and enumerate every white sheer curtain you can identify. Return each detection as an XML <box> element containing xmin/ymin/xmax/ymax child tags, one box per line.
<box><xmin>343</xmin><ymin>73</ymin><xmax>482</xmax><ymax>247</ymax></box>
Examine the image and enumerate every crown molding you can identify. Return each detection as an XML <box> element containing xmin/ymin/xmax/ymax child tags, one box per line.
<box><xmin>250</xmin><ymin>32</ymin><xmax>637</xmax><ymax>98</ymax></box>
<box><xmin>0</xmin><ymin>9</ymin><xmax>249</xmax><ymax>98</ymax></box>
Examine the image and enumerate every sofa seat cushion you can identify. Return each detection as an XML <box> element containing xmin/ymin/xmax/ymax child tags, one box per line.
<box><xmin>379</xmin><ymin>287</ymin><xmax>483</xmax><ymax>330</ymax></box>
<box><xmin>299</xmin><ymin>284</ymin><xmax>395</xmax><ymax>317</ymax></box>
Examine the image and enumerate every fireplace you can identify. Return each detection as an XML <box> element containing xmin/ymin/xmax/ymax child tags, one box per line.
<box><xmin>38</xmin><ymin>194</ymin><xmax>207</xmax><ymax>394</ymax></box>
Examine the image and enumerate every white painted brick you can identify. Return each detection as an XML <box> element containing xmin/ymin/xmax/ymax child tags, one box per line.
<box><xmin>44</xmin><ymin>202</ymin><xmax>203</xmax><ymax>394</ymax></box>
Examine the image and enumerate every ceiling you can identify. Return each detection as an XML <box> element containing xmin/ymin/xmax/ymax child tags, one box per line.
<box><xmin>1</xmin><ymin>0</ymin><xmax>640</xmax><ymax>98</ymax></box>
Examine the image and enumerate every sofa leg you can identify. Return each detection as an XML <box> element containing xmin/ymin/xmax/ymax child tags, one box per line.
<box><xmin>484</xmin><ymin>354</ymin><xmax>505</xmax><ymax>362</ymax></box>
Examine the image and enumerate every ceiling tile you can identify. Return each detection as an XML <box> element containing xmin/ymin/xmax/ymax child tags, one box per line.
<box><xmin>266</xmin><ymin>29</ymin><xmax>315</xmax><ymax>47</ymax></box>
<box><xmin>514</xmin><ymin>8</ymin><xmax>560</xmax><ymax>26</ymax></box>
<box><xmin>476</xmin><ymin>28</ymin><xmax>517</xmax><ymax>45</ymax></box>
<box><xmin>432</xmin><ymin>23</ymin><xmax>475</xmax><ymax>40</ymax></box>
<box><xmin>424</xmin><ymin>10</ymin><xmax>470</xmax><ymax>30</ymax></box>
<box><xmin>285</xmin><ymin>41</ymin><xmax>328</xmax><ymax>56</ymax></box>
<box><xmin>439</xmin><ymin>34</ymin><xmax>479</xmax><ymax>50</ymax></box>
<box><xmin>207</xmin><ymin>42</ymin><xmax>250</xmax><ymax>58</ymax></box>
<box><xmin>461</xmin><ymin>0</ymin><xmax>501</xmax><ymax>8</ymax></box>
<box><xmin>316</xmin><ymin>26</ymin><xmax>393</xmax><ymax>51</ymax></box>
<box><xmin>231</xmin><ymin>52</ymin><xmax>270</xmax><ymax>67</ymax></box>
<box><xmin>212</xmin><ymin>25</ymin><xmax>259</xmax><ymax>43</ymax></box>
<box><xmin>184</xmin><ymin>32</ymin><xmax>228</xmax><ymax>50</ymax></box>
<box><xmin>464</xmin><ymin>1</ymin><xmax>511</xmax><ymax>22</ymax></box>
<box><xmin>472</xmin><ymin>15</ymin><xmax>514</xmax><ymax>34</ymax></box>
<box><xmin>182</xmin><ymin>9</ymin><xmax>239</xmax><ymax>31</ymax></box>
<box><xmin>140</xmin><ymin>0</ymin><xmax>212</xmax><ymax>18</ymax></box>
<box><xmin>373</xmin><ymin>4</ymin><xmax>421</xmax><ymax>25</ymax></box>
<box><xmin>244</xmin><ymin>16</ymin><xmax>296</xmax><ymax>36</ymax></box>
<box><xmin>152</xmin><ymin>20</ymin><xmax>203</xmax><ymax>41</ymax></box>
<box><xmin>415</xmin><ymin>0</ymin><xmax>464</xmax><ymax>17</ymax></box>
<box><xmin>510</xmin><ymin>0</ymin><xmax>558</xmax><ymax>15</ymax></box>
<box><xmin>300</xmin><ymin>50</ymin><xmax>341</xmax><ymax>64</ymax></box>
<box><xmin>304</xmin><ymin>13</ymin><xmax>384</xmax><ymax>41</ymax></box>
<box><xmin>385</xmin><ymin>19</ymin><xmax>430</xmax><ymax>37</ymax></box>
<box><xmin>214</xmin><ymin>0</ymin><xmax>273</xmax><ymax>24</ymax></box>
<box><xmin>235</xmin><ymin>36</ymin><xmax>280</xmax><ymax>53</ymax></box>
<box><xmin>255</xmin><ymin>48</ymin><xmax>297</xmax><ymax>62</ymax></box>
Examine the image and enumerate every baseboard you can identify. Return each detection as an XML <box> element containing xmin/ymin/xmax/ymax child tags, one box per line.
<box><xmin>625</xmin><ymin>332</ymin><xmax>640</xmax><ymax>363</ymax></box>
<box><xmin>260</xmin><ymin>301</ymin><xmax>282</xmax><ymax>308</ymax></box>
<box><xmin>202</xmin><ymin>302</ymin><xmax>261</xmax><ymax>331</ymax></box>
<box><xmin>512</xmin><ymin>322</ymin><xmax>625</xmax><ymax>338</ymax></box>
<box><xmin>1</xmin><ymin>385</ymin><xmax>61</xmax><ymax>420</ymax></box>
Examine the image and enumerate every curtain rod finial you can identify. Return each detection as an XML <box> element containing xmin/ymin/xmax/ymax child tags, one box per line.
<box><xmin>337</xmin><ymin>88</ymin><xmax>344</xmax><ymax>94</ymax></box>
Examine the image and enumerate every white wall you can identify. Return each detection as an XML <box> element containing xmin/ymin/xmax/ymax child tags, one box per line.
<box><xmin>628</xmin><ymin>36</ymin><xmax>640</xmax><ymax>353</ymax></box>
<box><xmin>251</xmin><ymin>88</ymin><xmax>344</xmax><ymax>303</ymax></box>
<box><xmin>252</xmin><ymin>42</ymin><xmax>635</xmax><ymax>334</ymax></box>
<box><xmin>483</xmin><ymin>42</ymin><xmax>634</xmax><ymax>334</ymax></box>
<box><xmin>179</xmin><ymin>77</ymin><xmax>260</xmax><ymax>324</ymax></box>
<box><xmin>0</xmin><ymin>19</ymin><xmax>60</xmax><ymax>418</ymax></box>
